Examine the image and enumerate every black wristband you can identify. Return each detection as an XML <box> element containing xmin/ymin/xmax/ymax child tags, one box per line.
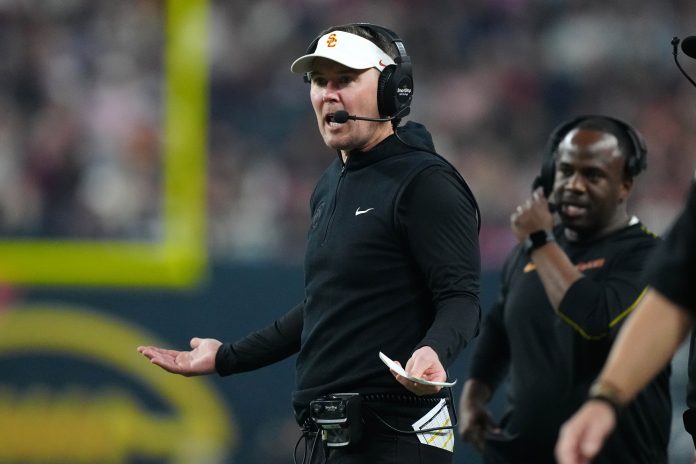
<box><xmin>589</xmin><ymin>394</ymin><xmax>623</xmax><ymax>418</ymax></box>
<box><xmin>524</xmin><ymin>229</ymin><xmax>554</xmax><ymax>253</ymax></box>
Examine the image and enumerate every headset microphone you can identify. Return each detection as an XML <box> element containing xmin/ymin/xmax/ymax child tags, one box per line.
<box><xmin>672</xmin><ymin>36</ymin><xmax>696</xmax><ymax>89</ymax></box>
<box><xmin>331</xmin><ymin>107</ymin><xmax>409</xmax><ymax>124</ymax></box>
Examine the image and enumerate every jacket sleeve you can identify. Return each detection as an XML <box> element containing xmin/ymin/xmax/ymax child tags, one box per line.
<box><xmin>647</xmin><ymin>181</ymin><xmax>696</xmax><ymax>313</ymax></box>
<box><xmin>215</xmin><ymin>302</ymin><xmax>303</xmax><ymax>376</ymax></box>
<box><xmin>556</xmin><ymin>238</ymin><xmax>657</xmax><ymax>340</ymax></box>
<box><xmin>397</xmin><ymin>166</ymin><xmax>481</xmax><ymax>367</ymax></box>
<box><xmin>467</xmin><ymin>248</ymin><xmax>521</xmax><ymax>389</ymax></box>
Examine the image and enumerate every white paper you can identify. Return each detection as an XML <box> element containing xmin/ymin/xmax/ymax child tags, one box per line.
<box><xmin>378</xmin><ymin>352</ymin><xmax>457</xmax><ymax>387</ymax></box>
<box><xmin>412</xmin><ymin>398</ymin><xmax>454</xmax><ymax>452</ymax></box>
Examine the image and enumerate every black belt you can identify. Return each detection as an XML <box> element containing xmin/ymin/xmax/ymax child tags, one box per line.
<box><xmin>360</xmin><ymin>392</ymin><xmax>448</xmax><ymax>407</ymax></box>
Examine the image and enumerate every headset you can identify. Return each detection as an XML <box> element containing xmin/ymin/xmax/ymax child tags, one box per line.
<box><xmin>532</xmin><ymin>115</ymin><xmax>648</xmax><ymax>198</ymax></box>
<box><xmin>302</xmin><ymin>23</ymin><xmax>414</xmax><ymax>119</ymax></box>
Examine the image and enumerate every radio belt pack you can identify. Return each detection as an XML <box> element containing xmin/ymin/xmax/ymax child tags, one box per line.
<box><xmin>310</xmin><ymin>393</ymin><xmax>363</xmax><ymax>449</ymax></box>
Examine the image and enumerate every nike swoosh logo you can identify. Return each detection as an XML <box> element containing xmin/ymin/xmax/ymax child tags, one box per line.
<box><xmin>355</xmin><ymin>207</ymin><xmax>374</xmax><ymax>216</ymax></box>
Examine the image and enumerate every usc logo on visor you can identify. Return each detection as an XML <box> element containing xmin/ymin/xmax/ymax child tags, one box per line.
<box><xmin>326</xmin><ymin>33</ymin><xmax>338</xmax><ymax>47</ymax></box>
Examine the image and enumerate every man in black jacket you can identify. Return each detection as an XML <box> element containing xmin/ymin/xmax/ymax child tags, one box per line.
<box><xmin>556</xmin><ymin>176</ymin><xmax>696</xmax><ymax>464</ymax></box>
<box><xmin>458</xmin><ymin>116</ymin><xmax>671</xmax><ymax>463</ymax></box>
<box><xmin>138</xmin><ymin>23</ymin><xmax>481</xmax><ymax>464</ymax></box>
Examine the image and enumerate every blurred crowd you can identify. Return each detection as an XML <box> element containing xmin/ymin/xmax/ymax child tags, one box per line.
<box><xmin>2</xmin><ymin>0</ymin><xmax>696</xmax><ymax>269</ymax></box>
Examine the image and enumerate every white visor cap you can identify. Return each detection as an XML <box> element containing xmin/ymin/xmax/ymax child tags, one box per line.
<box><xmin>291</xmin><ymin>30</ymin><xmax>396</xmax><ymax>74</ymax></box>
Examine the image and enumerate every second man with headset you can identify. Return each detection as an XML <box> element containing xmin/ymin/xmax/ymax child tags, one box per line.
<box><xmin>458</xmin><ymin>115</ymin><xmax>671</xmax><ymax>463</ymax></box>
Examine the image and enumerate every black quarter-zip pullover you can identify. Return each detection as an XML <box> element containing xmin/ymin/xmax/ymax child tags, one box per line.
<box><xmin>216</xmin><ymin>121</ymin><xmax>481</xmax><ymax>424</ymax></box>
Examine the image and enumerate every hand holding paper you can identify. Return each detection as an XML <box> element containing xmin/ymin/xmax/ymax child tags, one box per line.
<box><xmin>379</xmin><ymin>351</ymin><xmax>457</xmax><ymax>388</ymax></box>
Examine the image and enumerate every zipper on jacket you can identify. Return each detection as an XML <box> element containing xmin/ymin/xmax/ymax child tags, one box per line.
<box><xmin>321</xmin><ymin>164</ymin><xmax>346</xmax><ymax>245</ymax></box>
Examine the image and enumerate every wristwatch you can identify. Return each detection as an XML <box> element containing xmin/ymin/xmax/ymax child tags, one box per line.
<box><xmin>524</xmin><ymin>229</ymin><xmax>554</xmax><ymax>253</ymax></box>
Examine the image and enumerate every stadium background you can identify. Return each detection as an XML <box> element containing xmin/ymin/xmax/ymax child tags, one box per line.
<box><xmin>0</xmin><ymin>0</ymin><xmax>695</xmax><ymax>462</ymax></box>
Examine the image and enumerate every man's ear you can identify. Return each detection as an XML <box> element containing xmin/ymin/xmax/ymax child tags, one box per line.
<box><xmin>618</xmin><ymin>176</ymin><xmax>634</xmax><ymax>204</ymax></box>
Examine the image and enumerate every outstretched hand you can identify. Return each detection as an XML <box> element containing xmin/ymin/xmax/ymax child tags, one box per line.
<box><xmin>389</xmin><ymin>346</ymin><xmax>446</xmax><ymax>396</ymax></box>
<box><xmin>137</xmin><ymin>337</ymin><xmax>222</xmax><ymax>376</ymax></box>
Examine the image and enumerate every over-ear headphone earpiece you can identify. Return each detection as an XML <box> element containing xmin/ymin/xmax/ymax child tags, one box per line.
<box><xmin>302</xmin><ymin>23</ymin><xmax>414</xmax><ymax>120</ymax></box>
<box><xmin>532</xmin><ymin>115</ymin><xmax>648</xmax><ymax>198</ymax></box>
<box><xmin>364</xmin><ymin>24</ymin><xmax>413</xmax><ymax>119</ymax></box>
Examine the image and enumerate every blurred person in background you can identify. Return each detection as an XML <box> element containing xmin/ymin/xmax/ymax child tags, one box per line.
<box><xmin>457</xmin><ymin>115</ymin><xmax>671</xmax><ymax>463</ymax></box>
<box><xmin>556</xmin><ymin>174</ymin><xmax>696</xmax><ymax>464</ymax></box>
<box><xmin>139</xmin><ymin>23</ymin><xmax>481</xmax><ymax>464</ymax></box>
